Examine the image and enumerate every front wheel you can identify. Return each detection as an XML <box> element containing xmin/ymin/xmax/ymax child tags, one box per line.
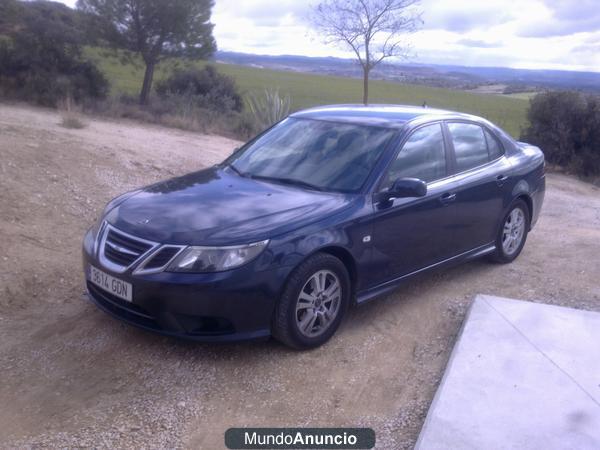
<box><xmin>272</xmin><ymin>253</ymin><xmax>350</xmax><ymax>350</ymax></box>
<box><xmin>490</xmin><ymin>200</ymin><xmax>530</xmax><ymax>263</ymax></box>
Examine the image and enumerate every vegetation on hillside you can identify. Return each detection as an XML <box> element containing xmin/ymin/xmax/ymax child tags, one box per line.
<box><xmin>0</xmin><ymin>1</ymin><xmax>243</xmax><ymax>137</ymax></box>
<box><xmin>78</xmin><ymin>0</ymin><xmax>216</xmax><ymax>104</ymax></box>
<box><xmin>0</xmin><ymin>0</ymin><xmax>108</xmax><ymax>106</ymax></box>
<box><xmin>84</xmin><ymin>47</ymin><xmax>529</xmax><ymax>138</ymax></box>
<box><xmin>0</xmin><ymin>1</ymin><xmax>530</xmax><ymax>140</ymax></box>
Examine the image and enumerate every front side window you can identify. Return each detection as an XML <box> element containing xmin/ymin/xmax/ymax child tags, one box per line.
<box><xmin>448</xmin><ymin>122</ymin><xmax>491</xmax><ymax>172</ymax></box>
<box><xmin>227</xmin><ymin>118</ymin><xmax>395</xmax><ymax>192</ymax></box>
<box><xmin>381</xmin><ymin>123</ymin><xmax>447</xmax><ymax>189</ymax></box>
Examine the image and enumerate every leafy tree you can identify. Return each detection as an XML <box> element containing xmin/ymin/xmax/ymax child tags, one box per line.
<box><xmin>0</xmin><ymin>0</ymin><xmax>22</xmax><ymax>35</ymax></box>
<box><xmin>78</xmin><ymin>0</ymin><xmax>216</xmax><ymax>104</ymax></box>
<box><xmin>310</xmin><ymin>0</ymin><xmax>422</xmax><ymax>105</ymax></box>
<box><xmin>0</xmin><ymin>1</ymin><xmax>108</xmax><ymax>105</ymax></box>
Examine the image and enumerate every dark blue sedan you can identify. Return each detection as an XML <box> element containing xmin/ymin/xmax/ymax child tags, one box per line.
<box><xmin>82</xmin><ymin>105</ymin><xmax>545</xmax><ymax>349</ymax></box>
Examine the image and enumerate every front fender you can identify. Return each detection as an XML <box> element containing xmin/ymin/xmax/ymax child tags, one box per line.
<box><xmin>266</xmin><ymin>197</ymin><xmax>373</xmax><ymax>292</ymax></box>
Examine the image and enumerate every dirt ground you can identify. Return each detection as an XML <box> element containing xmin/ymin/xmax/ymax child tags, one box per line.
<box><xmin>1</xmin><ymin>103</ymin><xmax>599</xmax><ymax>449</ymax></box>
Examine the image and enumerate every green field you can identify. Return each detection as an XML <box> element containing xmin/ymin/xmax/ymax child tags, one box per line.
<box><xmin>85</xmin><ymin>48</ymin><xmax>530</xmax><ymax>138</ymax></box>
<box><xmin>505</xmin><ymin>92</ymin><xmax>538</xmax><ymax>100</ymax></box>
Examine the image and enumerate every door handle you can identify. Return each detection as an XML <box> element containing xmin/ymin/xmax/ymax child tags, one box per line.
<box><xmin>440</xmin><ymin>192</ymin><xmax>457</xmax><ymax>205</ymax></box>
<box><xmin>496</xmin><ymin>174</ymin><xmax>508</xmax><ymax>186</ymax></box>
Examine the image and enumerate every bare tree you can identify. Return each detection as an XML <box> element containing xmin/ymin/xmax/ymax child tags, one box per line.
<box><xmin>310</xmin><ymin>0</ymin><xmax>422</xmax><ymax>104</ymax></box>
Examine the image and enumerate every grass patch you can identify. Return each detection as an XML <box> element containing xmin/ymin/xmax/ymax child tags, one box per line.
<box><xmin>60</xmin><ymin>114</ymin><xmax>86</xmax><ymax>129</ymax></box>
<box><xmin>89</xmin><ymin>95</ymin><xmax>254</xmax><ymax>139</ymax></box>
<box><xmin>504</xmin><ymin>92</ymin><xmax>538</xmax><ymax>100</ymax></box>
<box><xmin>84</xmin><ymin>47</ymin><xmax>530</xmax><ymax>138</ymax></box>
<box><xmin>58</xmin><ymin>97</ymin><xmax>87</xmax><ymax>129</ymax></box>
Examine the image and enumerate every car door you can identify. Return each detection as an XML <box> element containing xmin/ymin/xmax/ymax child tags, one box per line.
<box><xmin>444</xmin><ymin>121</ymin><xmax>513</xmax><ymax>253</ymax></box>
<box><xmin>366</xmin><ymin>122</ymin><xmax>459</xmax><ymax>286</ymax></box>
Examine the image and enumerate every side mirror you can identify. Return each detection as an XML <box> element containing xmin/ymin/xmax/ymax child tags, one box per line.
<box><xmin>231</xmin><ymin>146</ymin><xmax>241</xmax><ymax>155</ymax></box>
<box><xmin>379</xmin><ymin>177</ymin><xmax>427</xmax><ymax>203</ymax></box>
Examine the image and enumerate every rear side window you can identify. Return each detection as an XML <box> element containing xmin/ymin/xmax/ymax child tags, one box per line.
<box><xmin>448</xmin><ymin>123</ymin><xmax>489</xmax><ymax>172</ymax></box>
<box><xmin>484</xmin><ymin>129</ymin><xmax>504</xmax><ymax>160</ymax></box>
<box><xmin>381</xmin><ymin>123</ymin><xmax>446</xmax><ymax>188</ymax></box>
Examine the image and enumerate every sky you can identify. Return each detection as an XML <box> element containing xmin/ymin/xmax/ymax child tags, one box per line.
<box><xmin>58</xmin><ymin>0</ymin><xmax>600</xmax><ymax>72</ymax></box>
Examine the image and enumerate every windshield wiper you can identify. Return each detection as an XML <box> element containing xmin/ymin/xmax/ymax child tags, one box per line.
<box><xmin>227</xmin><ymin>163</ymin><xmax>246</xmax><ymax>177</ymax></box>
<box><xmin>249</xmin><ymin>174</ymin><xmax>325</xmax><ymax>192</ymax></box>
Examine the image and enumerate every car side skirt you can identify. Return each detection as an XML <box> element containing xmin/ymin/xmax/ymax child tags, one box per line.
<box><xmin>355</xmin><ymin>243</ymin><xmax>496</xmax><ymax>305</ymax></box>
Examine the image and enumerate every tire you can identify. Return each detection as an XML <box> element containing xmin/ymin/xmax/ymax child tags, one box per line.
<box><xmin>272</xmin><ymin>253</ymin><xmax>351</xmax><ymax>350</ymax></box>
<box><xmin>490</xmin><ymin>199</ymin><xmax>530</xmax><ymax>264</ymax></box>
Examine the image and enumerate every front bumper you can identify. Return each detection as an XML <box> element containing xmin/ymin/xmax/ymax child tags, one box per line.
<box><xmin>82</xmin><ymin>229</ymin><xmax>290</xmax><ymax>342</ymax></box>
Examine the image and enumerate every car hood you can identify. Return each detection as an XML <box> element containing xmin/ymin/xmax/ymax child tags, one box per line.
<box><xmin>105</xmin><ymin>166</ymin><xmax>355</xmax><ymax>246</ymax></box>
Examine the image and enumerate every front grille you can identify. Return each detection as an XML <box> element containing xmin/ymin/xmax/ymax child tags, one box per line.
<box><xmin>143</xmin><ymin>247</ymin><xmax>181</xmax><ymax>269</ymax></box>
<box><xmin>102</xmin><ymin>226</ymin><xmax>154</xmax><ymax>268</ymax></box>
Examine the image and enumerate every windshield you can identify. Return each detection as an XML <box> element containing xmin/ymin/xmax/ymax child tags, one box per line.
<box><xmin>227</xmin><ymin>118</ymin><xmax>396</xmax><ymax>192</ymax></box>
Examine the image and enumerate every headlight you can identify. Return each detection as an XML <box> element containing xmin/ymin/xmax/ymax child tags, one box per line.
<box><xmin>166</xmin><ymin>240</ymin><xmax>269</xmax><ymax>273</ymax></box>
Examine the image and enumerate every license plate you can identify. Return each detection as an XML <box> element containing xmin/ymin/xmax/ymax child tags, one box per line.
<box><xmin>88</xmin><ymin>265</ymin><xmax>133</xmax><ymax>302</ymax></box>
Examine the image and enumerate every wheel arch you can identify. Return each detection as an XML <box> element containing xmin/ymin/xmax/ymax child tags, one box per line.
<box><xmin>494</xmin><ymin>194</ymin><xmax>533</xmax><ymax>241</ymax></box>
<box><xmin>510</xmin><ymin>180</ymin><xmax>533</xmax><ymax>219</ymax></box>
<box><xmin>514</xmin><ymin>194</ymin><xmax>533</xmax><ymax>227</ymax></box>
<box><xmin>317</xmin><ymin>246</ymin><xmax>358</xmax><ymax>299</ymax></box>
<box><xmin>273</xmin><ymin>244</ymin><xmax>359</xmax><ymax>308</ymax></box>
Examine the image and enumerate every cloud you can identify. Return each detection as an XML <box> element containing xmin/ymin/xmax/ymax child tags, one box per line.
<box><xmin>517</xmin><ymin>0</ymin><xmax>600</xmax><ymax>37</ymax></box>
<box><xmin>520</xmin><ymin>18</ymin><xmax>600</xmax><ymax>38</ymax></box>
<box><xmin>215</xmin><ymin>0</ymin><xmax>309</xmax><ymax>27</ymax></box>
<box><xmin>455</xmin><ymin>38</ymin><xmax>502</xmax><ymax>48</ymax></box>
<box><xmin>571</xmin><ymin>33</ymin><xmax>600</xmax><ymax>60</ymax></box>
<box><xmin>544</xmin><ymin>0</ymin><xmax>600</xmax><ymax>22</ymax></box>
<box><xmin>421</xmin><ymin>0</ymin><xmax>513</xmax><ymax>32</ymax></box>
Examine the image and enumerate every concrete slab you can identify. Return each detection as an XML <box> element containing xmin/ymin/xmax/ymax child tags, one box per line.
<box><xmin>416</xmin><ymin>295</ymin><xmax>600</xmax><ymax>450</ymax></box>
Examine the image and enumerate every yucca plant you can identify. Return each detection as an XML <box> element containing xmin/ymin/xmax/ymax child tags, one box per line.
<box><xmin>246</xmin><ymin>88</ymin><xmax>291</xmax><ymax>132</ymax></box>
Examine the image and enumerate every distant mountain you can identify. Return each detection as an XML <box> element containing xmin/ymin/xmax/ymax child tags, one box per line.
<box><xmin>432</xmin><ymin>64</ymin><xmax>600</xmax><ymax>92</ymax></box>
<box><xmin>214</xmin><ymin>51</ymin><xmax>600</xmax><ymax>94</ymax></box>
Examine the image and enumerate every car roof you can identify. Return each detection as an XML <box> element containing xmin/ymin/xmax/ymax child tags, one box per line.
<box><xmin>290</xmin><ymin>104</ymin><xmax>478</xmax><ymax>129</ymax></box>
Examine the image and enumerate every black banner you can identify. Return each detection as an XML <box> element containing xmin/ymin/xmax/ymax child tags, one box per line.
<box><xmin>224</xmin><ymin>428</ymin><xmax>375</xmax><ymax>449</ymax></box>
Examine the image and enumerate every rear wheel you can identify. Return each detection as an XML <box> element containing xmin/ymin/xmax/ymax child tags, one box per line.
<box><xmin>272</xmin><ymin>253</ymin><xmax>350</xmax><ymax>350</ymax></box>
<box><xmin>491</xmin><ymin>200</ymin><xmax>529</xmax><ymax>263</ymax></box>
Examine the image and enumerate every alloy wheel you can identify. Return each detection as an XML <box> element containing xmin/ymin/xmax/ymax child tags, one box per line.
<box><xmin>295</xmin><ymin>270</ymin><xmax>342</xmax><ymax>338</ymax></box>
<box><xmin>502</xmin><ymin>208</ymin><xmax>526</xmax><ymax>256</ymax></box>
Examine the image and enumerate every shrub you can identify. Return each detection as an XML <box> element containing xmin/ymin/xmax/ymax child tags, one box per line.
<box><xmin>0</xmin><ymin>45</ymin><xmax>109</xmax><ymax>106</ymax></box>
<box><xmin>246</xmin><ymin>88</ymin><xmax>291</xmax><ymax>133</ymax></box>
<box><xmin>521</xmin><ymin>91</ymin><xmax>600</xmax><ymax>177</ymax></box>
<box><xmin>156</xmin><ymin>66</ymin><xmax>243</xmax><ymax>113</ymax></box>
<box><xmin>0</xmin><ymin>0</ymin><xmax>109</xmax><ymax>106</ymax></box>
